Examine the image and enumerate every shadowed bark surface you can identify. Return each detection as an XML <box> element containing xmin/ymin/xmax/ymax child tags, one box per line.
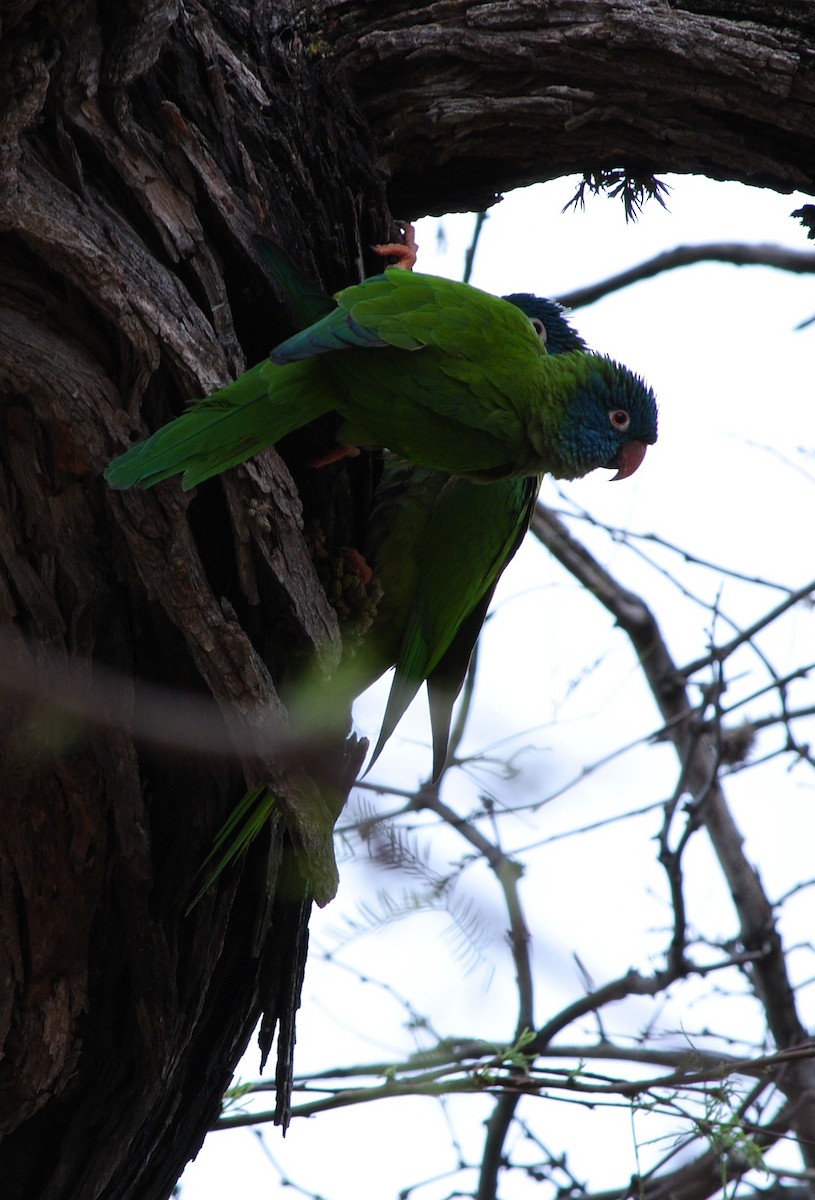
<box><xmin>0</xmin><ymin>1</ymin><xmax>812</xmax><ymax>1197</ymax></box>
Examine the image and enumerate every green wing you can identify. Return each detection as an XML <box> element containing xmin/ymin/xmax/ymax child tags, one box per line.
<box><xmin>271</xmin><ymin>270</ymin><xmax>552</xmax><ymax>479</ymax></box>
<box><xmin>273</xmin><ymin>269</ymin><xmax>543</xmax><ymax>364</ymax></box>
<box><xmin>366</xmin><ymin>468</ymin><xmax>540</xmax><ymax>775</ymax></box>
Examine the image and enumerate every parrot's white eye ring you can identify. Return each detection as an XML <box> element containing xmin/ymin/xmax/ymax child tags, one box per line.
<box><xmin>609</xmin><ymin>409</ymin><xmax>631</xmax><ymax>431</ymax></box>
<box><xmin>530</xmin><ymin>317</ymin><xmax>547</xmax><ymax>343</ymax></box>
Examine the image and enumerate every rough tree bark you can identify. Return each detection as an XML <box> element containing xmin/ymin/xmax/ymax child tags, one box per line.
<box><xmin>325</xmin><ymin>0</ymin><xmax>815</xmax><ymax>214</ymax></box>
<box><xmin>0</xmin><ymin>2</ymin><xmax>812</xmax><ymax>1199</ymax></box>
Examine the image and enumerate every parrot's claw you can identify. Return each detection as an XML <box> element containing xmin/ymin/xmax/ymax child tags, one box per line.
<box><xmin>372</xmin><ymin>221</ymin><xmax>418</xmax><ymax>271</ymax></box>
<box><xmin>343</xmin><ymin>547</ymin><xmax>374</xmax><ymax>587</ymax></box>
<box><xmin>309</xmin><ymin>442</ymin><xmax>362</xmax><ymax>468</ymax></box>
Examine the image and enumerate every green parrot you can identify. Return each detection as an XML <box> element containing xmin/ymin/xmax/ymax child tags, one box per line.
<box><xmin>105</xmin><ymin>266</ymin><xmax>657</xmax><ymax>492</ymax></box>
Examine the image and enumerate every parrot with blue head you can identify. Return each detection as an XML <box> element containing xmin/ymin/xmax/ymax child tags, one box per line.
<box><xmin>105</xmin><ymin>263</ymin><xmax>656</xmax><ymax>492</ymax></box>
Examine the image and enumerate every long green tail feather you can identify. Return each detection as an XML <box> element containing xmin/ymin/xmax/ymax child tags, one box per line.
<box><xmin>365</xmin><ymin>663</ymin><xmax>426</xmax><ymax>777</ymax></box>
<box><xmin>186</xmin><ymin>786</ymin><xmax>275</xmax><ymax>912</ymax></box>
<box><xmin>106</xmin><ymin>358</ymin><xmax>330</xmax><ymax>491</ymax></box>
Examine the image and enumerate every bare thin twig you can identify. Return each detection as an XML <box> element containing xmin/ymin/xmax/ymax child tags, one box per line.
<box><xmin>558</xmin><ymin>243</ymin><xmax>815</xmax><ymax>310</ymax></box>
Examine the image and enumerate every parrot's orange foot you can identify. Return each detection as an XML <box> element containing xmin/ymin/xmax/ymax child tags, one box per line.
<box><xmin>372</xmin><ymin>221</ymin><xmax>418</xmax><ymax>271</ymax></box>
<box><xmin>309</xmin><ymin>442</ymin><xmax>362</xmax><ymax>468</ymax></box>
<box><xmin>343</xmin><ymin>547</ymin><xmax>374</xmax><ymax>587</ymax></box>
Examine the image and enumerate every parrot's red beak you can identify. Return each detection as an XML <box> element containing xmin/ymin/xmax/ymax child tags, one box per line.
<box><xmin>610</xmin><ymin>439</ymin><xmax>648</xmax><ymax>481</ymax></box>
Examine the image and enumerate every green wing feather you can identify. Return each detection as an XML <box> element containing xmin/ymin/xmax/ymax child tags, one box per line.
<box><xmin>273</xmin><ymin>269</ymin><xmax>542</xmax><ymax>364</ymax></box>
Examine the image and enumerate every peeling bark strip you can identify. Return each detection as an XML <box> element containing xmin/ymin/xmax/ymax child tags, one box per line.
<box><xmin>0</xmin><ymin>0</ymin><xmax>813</xmax><ymax>1196</ymax></box>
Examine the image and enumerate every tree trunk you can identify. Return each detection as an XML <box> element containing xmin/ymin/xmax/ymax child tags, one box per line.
<box><xmin>0</xmin><ymin>2</ymin><xmax>383</xmax><ymax>1196</ymax></box>
<box><xmin>0</xmin><ymin>1</ymin><xmax>812</xmax><ymax>1197</ymax></box>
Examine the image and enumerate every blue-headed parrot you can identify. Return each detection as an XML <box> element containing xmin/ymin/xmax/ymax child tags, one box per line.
<box><xmin>105</xmin><ymin>264</ymin><xmax>656</xmax><ymax>492</ymax></box>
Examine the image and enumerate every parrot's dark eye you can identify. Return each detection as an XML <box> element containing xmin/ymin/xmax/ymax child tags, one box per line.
<box><xmin>609</xmin><ymin>409</ymin><xmax>630</xmax><ymax>431</ymax></box>
<box><xmin>530</xmin><ymin>317</ymin><xmax>547</xmax><ymax>344</ymax></box>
